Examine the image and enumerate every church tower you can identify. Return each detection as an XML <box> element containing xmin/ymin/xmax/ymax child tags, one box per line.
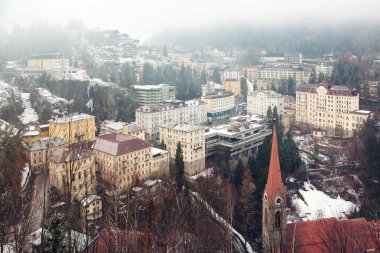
<box><xmin>262</xmin><ymin>123</ymin><xmax>287</xmax><ymax>253</ymax></box>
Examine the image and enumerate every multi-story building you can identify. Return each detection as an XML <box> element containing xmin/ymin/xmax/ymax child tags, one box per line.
<box><xmin>283</xmin><ymin>95</ymin><xmax>296</xmax><ymax>110</ymax></box>
<box><xmin>27</xmin><ymin>53</ymin><xmax>69</xmax><ymax>74</ymax></box>
<box><xmin>94</xmin><ymin>133</ymin><xmax>169</xmax><ymax>194</ymax></box>
<box><xmin>222</xmin><ymin>79</ymin><xmax>241</xmax><ymax>96</ymax></box>
<box><xmin>135</xmin><ymin>100</ymin><xmax>207</xmax><ymax>139</ymax></box>
<box><xmin>205</xmin><ymin>115</ymin><xmax>272</xmax><ymax>157</ymax></box>
<box><xmin>257</xmin><ymin>67</ymin><xmax>305</xmax><ymax>84</ymax></box>
<box><xmin>247</xmin><ymin>90</ymin><xmax>285</xmax><ymax>116</ymax></box>
<box><xmin>159</xmin><ymin>124</ymin><xmax>205</xmax><ymax>176</ymax></box>
<box><xmin>203</xmin><ymin>90</ymin><xmax>235</xmax><ymax>123</ymax></box>
<box><xmin>243</xmin><ymin>67</ymin><xmax>258</xmax><ymax>82</ymax></box>
<box><xmin>222</xmin><ymin>68</ymin><xmax>241</xmax><ymax>80</ymax></box>
<box><xmin>296</xmin><ymin>83</ymin><xmax>373</xmax><ymax>137</ymax></box>
<box><xmin>100</xmin><ymin>120</ymin><xmax>146</xmax><ymax>140</ymax></box>
<box><xmin>49</xmin><ymin>113</ymin><xmax>96</xmax><ymax>144</ymax></box>
<box><xmin>23</xmin><ymin>137</ymin><xmax>66</xmax><ymax>173</ymax></box>
<box><xmin>49</xmin><ymin>149</ymin><xmax>96</xmax><ymax>201</ymax></box>
<box><xmin>260</xmin><ymin>52</ymin><xmax>302</xmax><ymax>65</ymax></box>
<box><xmin>133</xmin><ymin>84</ymin><xmax>176</xmax><ymax>106</ymax></box>
<box><xmin>315</xmin><ymin>63</ymin><xmax>334</xmax><ymax>79</ymax></box>
<box><xmin>80</xmin><ymin>195</ymin><xmax>102</xmax><ymax>221</ymax></box>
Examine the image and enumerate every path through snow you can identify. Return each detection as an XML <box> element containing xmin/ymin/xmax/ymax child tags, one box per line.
<box><xmin>19</xmin><ymin>93</ymin><xmax>39</xmax><ymax>124</ymax></box>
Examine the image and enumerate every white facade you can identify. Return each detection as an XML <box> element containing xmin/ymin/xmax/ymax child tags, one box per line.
<box><xmin>296</xmin><ymin>84</ymin><xmax>372</xmax><ymax>137</ymax></box>
<box><xmin>133</xmin><ymin>84</ymin><xmax>176</xmax><ymax>106</ymax></box>
<box><xmin>159</xmin><ymin>124</ymin><xmax>205</xmax><ymax>176</ymax></box>
<box><xmin>222</xmin><ymin>69</ymin><xmax>241</xmax><ymax>80</ymax></box>
<box><xmin>247</xmin><ymin>90</ymin><xmax>285</xmax><ymax>116</ymax></box>
<box><xmin>135</xmin><ymin>100</ymin><xmax>207</xmax><ymax>138</ymax></box>
<box><xmin>258</xmin><ymin>67</ymin><xmax>305</xmax><ymax>84</ymax></box>
<box><xmin>315</xmin><ymin>63</ymin><xmax>334</xmax><ymax>78</ymax></box>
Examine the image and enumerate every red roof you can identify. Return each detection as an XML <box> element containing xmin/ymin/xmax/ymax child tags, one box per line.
<box><xmin>285</xmin><ymin>217</ymin><xmax>379</xmax><ymax>253</ymax></box>
<box><xmin>94</xmin><ymin>133</ymin><xmax>151</xmax><ymax>156</ymax></box>
<box><xmin>264</xmin><ymin>124</ymin><xmax>286</xmax><ymax>205</ymax></box>
<box><xmin>49</xmin><ymin>149</ymin><xmax>94</xmax><ymax>164</ymax></box>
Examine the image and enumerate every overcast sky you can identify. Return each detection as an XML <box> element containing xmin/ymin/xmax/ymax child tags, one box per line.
<box><xmin>1</xmin><ymin>0</ymin><xmax>380</xmax><ymax>41</ymax></box>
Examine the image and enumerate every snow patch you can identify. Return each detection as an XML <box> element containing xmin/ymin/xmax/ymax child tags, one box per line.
<box><xmin>292</xmin><ymin>182</ymin><xmax>357</xmax><ymax>221</ymax></box>
<box><xmin>19</xmin><ymin>93</ymin><xmax>39</xmax><ymax>124</ymax></box>
<box><xmin>189</xmin><ymin>167</ymin><xmax>214</xmax><ymax>180</ymax></box>
<box><xmin>35</xmin><ymin>88</ymin><xmax>71</xmax><ymax>107</ymax></box>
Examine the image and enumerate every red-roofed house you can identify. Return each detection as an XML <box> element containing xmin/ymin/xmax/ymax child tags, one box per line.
<box><xmin>94</xmin><ymin>133</ymin><xmax>169</xmax><ymax>194</ymax></box>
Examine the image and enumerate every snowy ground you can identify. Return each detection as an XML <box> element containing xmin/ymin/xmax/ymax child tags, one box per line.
<box><xmin>19</xmin><ymin>93</ymin><xmax>39</xmax><ymax>124</ymax></box>
<box><xmin>35</xmin><ymin>88</ymin><xmax>70</xmax><ymax>107</ymax></box>
<box><xmin>0</xmin><ymin>81</ymin><xmax>21</xmax><ymax>109</ymax></box>
<box><xmin>290</xmin><ymin>130</ymin><xmax>362</xmax><ymax>221</ymax></box>
<box><xmin>291</xmin><ymin>182</ymin><xmax>357</xmax><ymax>221</ymax></box>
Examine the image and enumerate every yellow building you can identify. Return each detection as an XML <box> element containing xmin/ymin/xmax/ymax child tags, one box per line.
<box><xmin>203</xmin><ymin>91</ymin><xmax>235</xmax><ymax>123</ymax></box>
<box><xmin>48</xmin><ymin>113</ymin><xmax>96</xmax><ymax>144</ymax></box>
<box><xmin>80</xmin><ymin>195</ymin><xmax>102</xmax><ymax>221</ymax></box>
<box><xmin>222</xmin><ymin>79</ymin><xmax>241</xmax><ymax>96</ymax></box>
<box><xmin>159</xmin><ymin>124</ymin><xmax>205</xmax><ymax>176</ymax></box>
<box><xmin>94</xmin><ymin>133</ymin><xmax>169</xmax><ymax>194</ymax></box>
<box><xmin>296</xmin><ymin>83</ymin><xmax>373</xmax><ymax>137</ymax></box>
<box><xmin>23</xmin><ymin>137</ymin><xmax>67</xmax><ymax>173</ymax></box>
<box><xmin>27</xmin><ymin>53</ymin><xmax>69</xmax><ymax>74</ymax></box>
<box><xmin>49</xmin><ymin>149</ymin><xmax>97</xmax><ymax>201</ymax></box>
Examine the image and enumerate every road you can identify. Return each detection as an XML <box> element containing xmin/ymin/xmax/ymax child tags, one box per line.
<box><xmin>27</xmin><ymin>173</ymin><xmax>49</xmax><ymax>234</ymax></box>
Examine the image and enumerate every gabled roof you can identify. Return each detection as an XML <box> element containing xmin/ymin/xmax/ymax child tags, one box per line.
<box><xmin>285</xmin><ymin>217</ymin><xmax>379</xmax><ymax>253</ymax></box>
<box><xmin>94</xmin><ymin>133</ymin><xmax>151</xmax><ymax>156</ymax></box>
<box><xmin>49</xmin><ymin>149</ymin><xmax>94</xmax><ymax>164</ymax></box>
<box><xmin>264</xmin><ymin>123</ymin><xmax>286</xmax><ymax>205</ymax></box>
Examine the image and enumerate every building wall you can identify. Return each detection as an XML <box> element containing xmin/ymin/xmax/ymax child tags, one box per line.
<box><xmin>49</xmin><ymin>154</ymin><xmax>96</xmax><ymax>201</ymax></box>
<box><xmin>27</xmin><ymin>144</ymin><xmax>66</xmax><ymax>172</ymax></box>
<box><xmin>296</xmin><ymin>85</ymin><xmax>372</xmax><ymax>137</ymax></box>
<box><xmin>258</xmin><ymin>68</ymin><xmax>305</xmax><ymax>84</ymax></box>
<box><xmin>159</xmin><ymin>126</ymin><xmax>205</xmax><ymax>176</ymax></box>
<box><xmin>27</xmin><ymin>55</ymin><xmax>69</xmax><ymax>74</ymax></box>
<box><xmin>49</xmin><ymin>114</ymin><xmax>96</xmax><ymax>144</ymax></box>
<box><xmin>82</xmin><ymin>199</ymin><xmax>102</xmax><ymax>221</ymax></box>
<box><xmin>136</xmin><ymin>103</ymin><xmax>207</xmax><ymax>138</ymax></box>
<box><xmin>95</xmin><ymin>147</ymin><xmax>169</xmax><ymax>194</ymax></box>
<box><xmin>247</xmin><ymin>91</ymin><xmax>285</xmax><ymax>116</ymax></box>
<box><xmin>222</xmin><ymin>79</ymin><xmax>241</xmax><ymax>96</ymax></box>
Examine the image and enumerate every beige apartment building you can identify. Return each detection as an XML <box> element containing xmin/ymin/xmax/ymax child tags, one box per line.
<box><xmin>203</xmin><ymin>90</ymin><xmax>235</xmax><ymax>123</ymax></box>
<box><xmin>23</xmin><ymin>137</ymin><xmax>66</xmax><ymax>173</ymax></box>
<box><xmin>93</xmin><ymin>133</ymin><xmax>169</xmax><ymax>193</ymax></box>
<box><xmin>49</xmin><ymin>113</ymin><xmax>96</xmax><ymax>144</ymax></box>
<box><xmin>258</xmin><ymin>67</ymin><xmax>305</xmax><ymax>84</ymax></box>
<box><xmin>247</xmin><ymin>90</ymin><xmax>285</xmax><ymax>116</ymax></box>
<box><xmin>135</xmin><ymin>100</ymin><xmax>207</xmax><ymax>139</ymax></box>
<box><xmin>49</xmin><ymin>149</ymin><xmax>96</xmax><ymax>201</ymax></box>
<box><xmin>27</xmin><ymin>53</ymin><xmax>69</xmax><ymax>74</ymax></box>
<box><xmin>100</xmin><ymin>120</ymin><xmax>146</xmax><ymax>140</ymax></box>
<box><xmin>159</xmin><ymin>124</ymin><xmax>205</xmax><ymax>176</ymax></box>
<box><xmin>296</xmin><ymin>83</ymin><xmax>373</xmax><ymax>137</ymax></box>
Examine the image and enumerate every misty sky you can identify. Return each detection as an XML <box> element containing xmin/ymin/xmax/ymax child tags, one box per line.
<box><xmin>1</xmin><ymin>0</ymin><xmax>380</xmax><ymax>41</ymax></box>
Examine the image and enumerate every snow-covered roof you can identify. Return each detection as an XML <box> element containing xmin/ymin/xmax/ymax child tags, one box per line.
<box><xmin>81</xmin><ymin>194</ymin><xmax>101</xmax><ymax>207</ymax></box>
<box><xmin>143</xmin><ymin>179</ymin><xmax>162</xmax><ymax>187</ymax></box>
<box><xmin>152</xmin><ymin>147</ymin><xmax>168</xmax><ymax>156</ymax></box>
<box><xmin>49</xmin><ymin>113</ymin><xmax>94</xmax><ymax>123</ymax></box>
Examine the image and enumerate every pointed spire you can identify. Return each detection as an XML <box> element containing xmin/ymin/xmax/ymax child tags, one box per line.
<box><xmin>264</xmin><ymin>122</ymin><xmax>286</xmax><ymax>205</ymax></box>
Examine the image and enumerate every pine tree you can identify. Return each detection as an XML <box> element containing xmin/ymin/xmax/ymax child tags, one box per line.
<box><xmin>266</xmin><ymin>106</ymin><xmax>273</xmax><ymax>121</ymax></box>
<box><xmin>175</xmin><ymin>142</ymin><xmax>185</xmax><ymax>191</ymax></box>
<box><xmin>44</xmin><ymin>214</ymin><xmax>68</xmax><ymax>253</ymax></box>
<box><xmin>233</xmin><ymin>159</ymin><xmax>244</xmax><ymax>187</ymax></box>
<box><xmin>212</xmin><ymin>67</ymin><xmax>221</xmax><ymax>84</ymax></box>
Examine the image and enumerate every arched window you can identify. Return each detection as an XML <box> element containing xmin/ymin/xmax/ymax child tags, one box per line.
<box><xmin>275</xmin><ymin>211</ymin><xmax>281</xmax><ymax>228</ymax></box>
<box><xmin>265</xmin><ymin>208</ymin><xmax>268</xmax><ymax>224</ymax></box>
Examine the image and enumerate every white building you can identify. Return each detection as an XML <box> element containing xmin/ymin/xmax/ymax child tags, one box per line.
<box><xmin>247</xmin><ymin>90</ymin><xmax>285</xmax><ymax>116</ymax></box>
<box><xmin>135</xmin><ymin>100</ymin><xmax>207</xmax><ymax>139</ymax></box>
<box><xmin>222</xmin><ymin>68</ymin><xmax>241</xmax><ymax>80</ymax></box>
<box><xmin>315</xmin><ymin>63</ymin><xmax>334</xmax><ymax>79</ymax></box>
<box><xmin>296</xmin><ymin>83</ymin><xmax>373</xmax><ymax>137</ymax></box>
<box><xmin>133</xmin><ymin>84</ymin><xmax>176</xmax><ymax>106</ymax></box>
<box><xmin>159</xmin><ymin>124</ymin><xmax>205</xmax><ymax>176</ymax></box>
<box><xmin>257</xmin><ymin>67</ymin><xmax>305</xmax><ymax>85</ymax></box>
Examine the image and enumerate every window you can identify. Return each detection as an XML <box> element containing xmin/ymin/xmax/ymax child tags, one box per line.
<box><xmin>275</xmin><ymin>211</ymin><xmax>281</xmax><ymax>228</ymax></box>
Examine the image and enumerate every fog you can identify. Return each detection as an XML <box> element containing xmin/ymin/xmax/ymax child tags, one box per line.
<box><xmin>1</xmin><ymin>0</ymin><xmax>380</xmax><ymax>41</ymax></box>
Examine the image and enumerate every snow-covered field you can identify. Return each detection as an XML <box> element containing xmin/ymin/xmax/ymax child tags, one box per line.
<box><xmin>291</xmin><ymin>182</ymin><xmax>357</xmax><ymax>221</ymax></box>
<box><xmin>0</xmin><ymin>81</ymin><xmax>20</xmax><ymax>109</ymax></box>
<box><xmin>19</xmin><ymin>93</ymin><xmax>39</xmax><ymax>124</ymax></box>
<box><xmin>35</xmin><ymin>88</ymin><xmax>70</xmax><ymax>106</ymax></box>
